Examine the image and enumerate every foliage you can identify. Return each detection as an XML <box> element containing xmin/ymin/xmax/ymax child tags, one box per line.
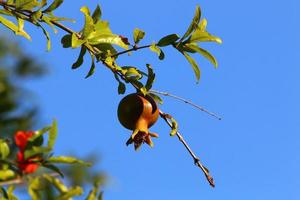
<box><xmin>0</xmin><ymin>0</ymin><xmax>222</xmax><ymax>194</ymax></box>
<box><xmin>0</xmin><ymin>36</ymin><xmax>46</xmax><ymax>138</ymax></box>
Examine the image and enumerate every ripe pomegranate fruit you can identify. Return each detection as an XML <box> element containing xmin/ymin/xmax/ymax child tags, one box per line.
<box><xmin>117</xmin><ymin>93</ymin><xmax>159</xmax><ymax>150</ymax></box>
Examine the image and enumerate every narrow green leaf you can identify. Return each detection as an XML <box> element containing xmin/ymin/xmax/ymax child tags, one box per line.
<box><xmin>43</xmin><ymin>0</ymin><xmax>63</xmax><ymax>13</ymax></box>
<box><xmin>28</xmin><ymin>177</ymin><xmax>42</xmax><ymax>200</ymax></box>
<box><xmin>48</xmin><ymin>119</ymin><xmax>58</xmax><ymax>149</ymax></box>
<box><xmin>43</xmin><ymin>164</ymin><xmax>64</xmax><ymax>178</ymax></box>
<box><xmin>188</xmin><ymin>30</ymin><xmax>222</xmax><ymax>44</ymax></box>
<box><xmin>199</xmin><ymin>18</ymin><xmax>207</xmax><ymax>31</ymax></box>
<box><xmin>180</xmin><ymin>5</ymin><xmax>201</xmax><ymax>41</ymax></box>
<box><xmin>80</xmin><ymin>6</ymin><xmax>94</xmax><ymax>38</ymax></box>
<box><xmin>42</xmin><ymin>15</ymin><xmax>58</xmax><ymax>33</ymax></box>
<box><xmin>149</xmin><ymin>43</ymin><xmax>165</xmax><ymax>60</ymax></box>
<box><xmin>1</xmin><ymin>187</ymin><xmax>8</xmax><ymax>199</ymax></box>
<box><xmin>37</xmin><ymin>24</ymin><xmax>51</xmax><ymax>51</ymax></box>
<box><xmin>0</xmin><ymin>16</ymin><xmax>20</xmax><ymax>37</ymax></box>
<box><xmin>48</xmin><ymin>156</ymin><xmax>92</xmax><ymax>166</ymax></box>
<box><xmin>145</xmin><ymin>64</ymin><xmax>155</xmax><ymax>91</ymax></box>
<box><xmin>0</xmin><ymin>139</ymin><xmax>10</xmax><ymax>159</ymax></box>
<box><xmin>133</xmin><ymin>28</ymin><xmax>145</xmax><ymax>44</ymax></box>
<box><xmin>157</xmin><ymin>34</ymin><xmax>180</xmax><ymax>47</ymax></box>
<box><xmin>92</xmin><ymin>5</ymin><xmax>102</xmax><ymax>23</ymax></box>
<box><xmin>72</xmin><ymin>46</ymin><xmax>87</xmax><ymax>69</ymax></box>
<box><xmin>85</xmin><ymin>54</ymin><xmax>96</xmax><ymax>78</ymax></box>
<box><xmin>182</xmin><ymin>51</ymin><xmax>201</xmax><ymax>81</ymax></box>
<box><xmin>98</xmin><ymin>192</ymin><xmax>104</xmax><ymax>200</ymax></box>
<box><xmin>114</xmin><ymin>74</ymin><xmax>126</xmax><ymax>94</ymax></box>
<box><xmin>43</xmin><ymin>174</ymin><xmax>68</xmax><ymax>192</ymax></box>
<box><xmin>185</xmin><ymin>43</ymin><xmax>218</xmax><ymax>68</ymax></box>
<box><xmin>7</xmin><ymin>185</ymin><xmax>18</xmax><ymax>200</ymax></box>
<box><xmin>16</xmin><ymin>18</ymin><xmax>31</xmax><ymax>40</ymax></box>
<box><xmin>56</xmin><ymin>186</ymin><xmax>83</xmax><ymax>200</ymax></box>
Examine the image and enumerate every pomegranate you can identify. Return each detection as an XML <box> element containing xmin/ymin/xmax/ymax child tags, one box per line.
<box><xmin>117</xmin><ymin>93</ymin><xmax>159</xmax><ymax>150</ymax></box>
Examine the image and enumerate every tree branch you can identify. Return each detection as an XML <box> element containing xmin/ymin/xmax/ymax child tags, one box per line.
<box><xmin>150</xmin><ymin>90</ymin><xmax>221</xmax><ymax>120</ymax></box>
<box><xmin>159</xmin><ymin>110</ymin><xmax>215</xmax><ymax>187</ymax></box>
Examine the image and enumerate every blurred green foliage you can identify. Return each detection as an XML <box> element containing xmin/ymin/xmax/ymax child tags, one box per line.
<box><xmin>0</xmin><ymin>36</ymin><xmax>46</xmax><ymax>138</ymax></box>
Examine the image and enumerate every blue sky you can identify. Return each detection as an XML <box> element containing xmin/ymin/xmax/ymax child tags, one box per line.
<box><xmin>9</xmin><ymin>0</ymin><xmax>300</xmax><ymax>199</ymax></box>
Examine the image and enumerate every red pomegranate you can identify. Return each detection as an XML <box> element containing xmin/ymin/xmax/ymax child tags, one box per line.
<box><xmin>117</xmin><ymin>93</ymin><xmax>159</xmax><ymax>150</ymax></box>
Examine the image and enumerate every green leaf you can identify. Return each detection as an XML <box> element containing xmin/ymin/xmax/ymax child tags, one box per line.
<box><xmin>88</xmin><ymin>33</ymin><xmax>128</xmax><ymax>49</ymax></box>
<box><xmin>185</xmin><ymin>43</ymin><xmax>218</xmax><ymax>68</ymax></box>
<box><xmin>0</xmin><ymin>139</ymin><xmax>10</xmax><ymax>159</ymax></box>
<box><xmin>56</xmin><ymin>186</ymin><xmax>83</xmax><ymax>200</ymax></box>
<box><xmin>72</xmin><ymin>46</ymin><xmax>87</xmax><ymax>69</ymax></box>
<box><xmin>118</xmin><ymin>82</ymin><xmax>126</xmax><ymax>94</ymax></box>
<box><xmin>6</xmin><ymin>186</ymin><xmax>18</xmax><ymax>200</ymax></box>
<box><xmin>28</xmin><ymin>177</ymin><xmax>42</xmax><ymax>200</ymax></box>
<box><xmin>182</xmin><ymin>51</ymin><xmax>201</xmax><ymax>81</ymax></box>
<box><xmin>92</xmin><ymin>5</ymin><xmax>102</xmax><ymax>23</ymax></box>
<box><xmin>43</xmin><ymin>0</ymin><xmax>64</xmax><ymax>13</ymax></box>
<box><xmin>48</xmin><ymin>119</ymin><xmax>58</xmax><ymax>149</ymax></box>
<box><xmin>149</xmin><ymin>43</ymin><xmax>165</xmax><ymax>60</ymax></box>
<box><xmin>1</xmin><ymin>187</ymin><xmax>8</xmax><ymax>199</ymax></box>
<box><xmin>139</xmin><ymin>87</ymin><xmax>148</xmax><ymax>96</ymax></box>
<box><xmin>17</xmin><ymin>18</ymin><xmax>31</xmax><ymax>40</ymax></box>
<box><xmin>149</xmin><ymin>93</ymin><xmax>163</xmax><ymax>104</ymax></box>
<box><xmin>170</xmin><ymin>117</ymin><xmax>178</xmax><ymax>136</ymax></box>
<box><xmin>42</xmin><ymin>15</ymin><xmax>58</xmax><ymax>33</ymax></box>
<box><xmin>48</xmin><ymin>156</ymin><xmax>92</xmax><ymax>166</ymax></box>
<box><xmin>145</xmin><ymin>64</ymin><xmax>155</xmax><ymax>91</ymax></box>
<box><xmin>80</xmin><ymin>6</ymin><xmax>94</xmax><ymax>38</ymax></box>
<box><xmin>0</xmin><ymin>170</ymin><xmax>15</xmax><ymax>180</ymax></box>
<box><xmin>157</xmin><ymin>34</ymin><xmax>180</xmax><ymax>47</ymax></box>
<box><xmin>43</xmin><ymin>174</ymin><xmax>68</xmax><ymax>192</ymax></box>
<box><xmin>87</xmin><ymin>21</ymin><xmax>128</xmax><ymax>49</ymax></box>
<box><xmin>32</xmin><ymin>126</ymin><xmax>51</xmax><ymax>139</ymax></box>
<box><xmin>0</xmin><ymin>16</ymin><xmax>31</xmax><ymax>40</ymax></box>
<box><xmin>98</xmin><ymin>192</ymin><xmax>104</xmax><ymax>200</ymax></box>
<box><xmin>43</xmin><ymin>164</ymin><xmax>64</xmax><ymax>178</ymax></box>
<box><xmin>61</xmin><ymin>34</ymin><xmax>72</xmax><ymax>48</ymax></box>
<box><xmin>188</xmin><ymin>30</ymin><xmax>222</xmax><ymax>44</ymax></box>
<box><xmin>24</xmin><ymin>146</ymin><xmax>51</xmax><ymax>159</ymax></box>
<box><xmin>16</xmin><ymin>0</ymin><xmax>40</xmax><ymax>10</ymax></box>
<box><xmin>199</xmin><ymin>18</ymin><xmax>207</xmax><ymax>31</ymax></box>
<box><xmin>114</xmin><ymin>74</ymin><xmax>126</xmax><ymax>94</ymax></box>
<box><xmin>85</xmin><ymin>54</ymin><xmax>96</xmax><ymax>78</ymax></box>
<box><xmin>133</xmin><ymin>28</ymin><xmax>145</xmax><ymax>44</ymax></box>
<box><xmin>38</xmin><ymin>24</ymin><xmax>51</xmax><ymax>51</ymax></box>
<box><xmin>180</xmin><ymin>5</ymin><xmax>201</xmax><ymax>41</ymax></box>
<box><xmin>71</xmin><ymin>33</ymin><xmax>85</xmax><ymax>48</ymax></box>
<box><xmin>123</xmin><ymin>67</ymin><xmax>142</xmax><ymax>80</ymax></box>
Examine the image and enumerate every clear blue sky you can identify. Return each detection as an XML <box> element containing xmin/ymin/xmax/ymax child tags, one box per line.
<box><xmin>11</xmin><ymin>0</ymin><xmax>300</xmax><ymax>199</ymax></box>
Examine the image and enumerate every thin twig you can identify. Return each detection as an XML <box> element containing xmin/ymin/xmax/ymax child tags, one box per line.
<box><xmin>150</xmin><ymin>90</ymin><xmax>221</xmax><ymax>120</ymax></box>
<box><xmin>0</xmin><ymin>173</ymin><xmax>60</xmax><ymax>187</ymax></box>
<box><xmin>111</xmin><ymin>45</ymin><xmax>151</xmax><ymax>58</ymax></box>
<box><xmin>0</xmin><ymin>177</ymin><xmax>22</xmax><ymax>187</ymax></box>
<box><xmin>159</xmin><ymin>110</ymin><xmax>215</xmax><ymax>187</ymax></box>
